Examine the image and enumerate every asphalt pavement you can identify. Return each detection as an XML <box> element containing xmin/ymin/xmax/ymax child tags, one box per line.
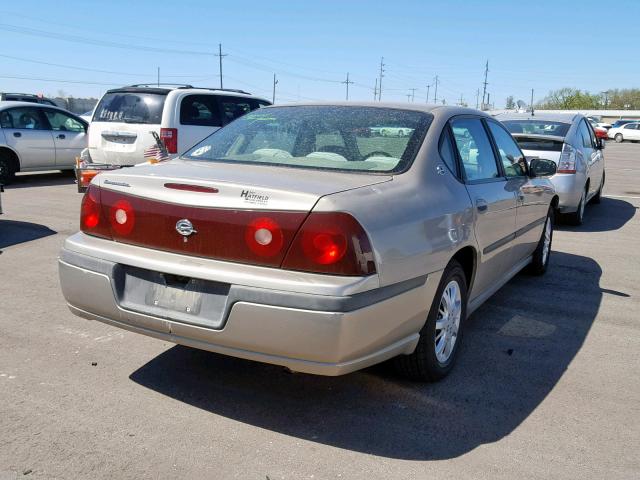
<box><xmin>0</xmin><ymin>143</ymin><xmax>638</xmax><ymax>479</ymax></box>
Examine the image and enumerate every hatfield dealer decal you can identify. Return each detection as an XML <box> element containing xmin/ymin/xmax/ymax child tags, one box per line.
<box><xmin>240</xmin><ymin>190</ymin><xmax>270</xmax><ymax>205</ymax></box>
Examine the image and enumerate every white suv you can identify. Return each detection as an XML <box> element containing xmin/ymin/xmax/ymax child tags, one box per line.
<box><xmin>84</xmin><ymin>84</ymin><xmax>271</xmax><ymax>167</ymax></box>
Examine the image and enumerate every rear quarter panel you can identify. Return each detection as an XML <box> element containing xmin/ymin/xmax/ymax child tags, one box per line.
<box><xmin>315</xmin><ymin>119</ymin><xmax>476</xmax><ymax>288</ymax></box>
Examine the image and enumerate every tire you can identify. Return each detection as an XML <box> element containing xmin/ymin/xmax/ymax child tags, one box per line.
<box><xmin>566</xmin><ymin>186</ymin><xmax>586</xmax><ymax>226</ymax></box>
<box><xmin>592</xmin><ymin>172</ymin><xmax>605</xmax><ymax>204</ymax></box>
<box><xmin>0</xmin><ymin>152</ymin><xmax>16</xmax><ymax>185</ymax></box>
<box><xmin>528</xmin><ymin>207</ymin><xmax>554</xmax><ymax>275</ymax></box>
<box><xmin>614</xmin><ymin>133</ymin><xmax>624</xmax><ymax>143</ymax></box>
<box><xmin>394</xmin><ymin>260</ymin><xmax>467</xmax><ymax>382</ymax></box>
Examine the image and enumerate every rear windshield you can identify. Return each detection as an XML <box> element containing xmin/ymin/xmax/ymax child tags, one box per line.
<box><xmin>183</xmin><ymin>106</ymin><xmax>431</xmax><ymax>173</ymax></box>
<box><xmin>502</xmin><ymin>120</ymin><xmax>570</xmax><ymax>137</ymax></box>
<box><xmin>513</xmin><ymin>136</ymin><xmax>564</xmax><ymax>152</ymax></box>
<box><xmin>93</xmin><ymin>92</ymin><xmax>166</xmax><ymax>124</ymax></box>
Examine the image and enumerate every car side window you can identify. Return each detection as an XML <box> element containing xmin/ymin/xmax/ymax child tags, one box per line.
<box><xmin>0</xmin><ymin>107</ymin><xmax>48</xmax><ymax>130</ymax></box>
<box><xmin>219</xmin><ymin>97</ymin><xmax>255</xmax><ymax>125</ymax></box>
<box><xmin>180</xmin><ymin>95</ymin><xmax>222</xmax><ymax>127</ymax></box>
<box><xmin>43</xmin><ymin>110</ymin><xmax>85</xmax><ymax>132</ymax></box>
<box><xmin>438</xmin><ymin>127</ymin><xmax>458</xmax><ymax>176</ymax></box>
<box><xmin>578</xmin><ymin>120</ymin><xmax>593</xmax><ymax>149</ymax></box>
<box><xmin>487</xmin><ymin>120</ymin><xmax>527</xmax><ymax>177</ymax></box>
<box><xmin>450</xmin><ymin>118</ymin><xmax>500</xmax><ymax>181</ymax></box>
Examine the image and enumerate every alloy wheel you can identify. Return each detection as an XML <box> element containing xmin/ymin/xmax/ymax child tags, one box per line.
<box><xmin>435</xmin><ymin>280</ymin><xmax>462</xmax><ymax>363</ymax></box>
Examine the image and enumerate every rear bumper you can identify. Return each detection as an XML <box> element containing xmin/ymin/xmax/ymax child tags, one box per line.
<box><xmin>58</xmin><ymin>242</ymin><xmax>440</xmax><ymax>376</ymax></box>
<box><xmin>549</xmin><ymin>173</ymin><xmax>586</xmax><ymax>213</ymax></box>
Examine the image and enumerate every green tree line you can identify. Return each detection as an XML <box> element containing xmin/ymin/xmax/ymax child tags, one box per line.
<box><xmin>535</xmin><ymin>88</ymin><xmax>640</xmax><ymax>110</ymax></box>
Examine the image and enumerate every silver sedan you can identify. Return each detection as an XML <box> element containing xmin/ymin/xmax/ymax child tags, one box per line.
<box><xmin>58</xmin><ymin>103</ymin><xmax>557</xmax><ymax>381</ymax></box>
<box><xmin>498</xmin><ymin>113</ymin><xmax>605</xmax><ymax>225</ymax></box>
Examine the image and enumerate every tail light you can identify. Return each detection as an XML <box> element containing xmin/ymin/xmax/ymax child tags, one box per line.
<box><xmin>282</xmin><ymin>212</ymin><xmax>376</xmax><ymax>276</ymax></box>
<box><xmin>160</xmin><ymin>128</ymin><xmax>178</xmax><ymax>154</ymax></box>
<box><xmin>109</xmin><ymin>199</ymin><xmax>136</xmax><ymax>236</ymax></box>
<box><xmin>245</xmin><ymin>217</ymin><xmax>284</xmax><ymax>258</ymax></box>
<box><xmin>80</xmin><ymin>185</ymin><xmax>111</xmax><ymax>239</ymax></box>
<box><xmin>557</xmin><ymin>143</ymin><xmax>577</xmax><ymax>173</ymax></box>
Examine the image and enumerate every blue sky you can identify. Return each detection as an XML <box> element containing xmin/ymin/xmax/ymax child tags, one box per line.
<box><xmin>0</xmin><ymin>0</ymin><xmax>638</xmax><ymax>107</ymax></box>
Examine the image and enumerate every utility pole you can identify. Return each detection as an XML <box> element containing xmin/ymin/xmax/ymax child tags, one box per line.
<box><xmin>433</xmin><ymin>75</ymin><xmax>439</xmax><ymax>103</ymax></box>
<box><xmin>481</xmin><ymin>60</ymin><xmax>489</xmax><ymax>109</ymax></box>
<box><xmin>487</xmin><ymin>93</ymin><xmax>491</xmax><ymax>110</ymax></box>
<box><xmin>378</xmin><ymin>57</ymin><xmax>385</xmax><ymax>101</ymax></box>
<box><xmin>215</xmin><ymin>43</ymin><xmax>227</xmax><ymax>89</ymax></box>
<box><xmin>157</xmin><ymin>67</ymin><xmax>160</xmax><ymax>87</ymax></box>
<box><xmin>476</xmin><ymin>89</ymin><xmax>480</xmax><ymax>109</ymax></box>
<box><xmin>409</xmin><ymin>88</ymin><xmax>417</xmax><ymax>102</ymax></box>
<box><xmin>426</xmin><ymin>84</ymin><xmax>431</xmax><ymax>103</ymax></box>
<box><xmin>406</xmin><ymin>93</ymin><xmax>412</xmax><ymax>102</ymax></box>
<box><xmin>458</xmin><ymin>93</ymin><xmax>464</xmax><ymax>106</ymax></box>
<box><xmin>373</xmin><ymin>78</ymin><xmax>378</xmax><ymax>101</ymax></box>
<box><xmin>272</xmin><ymin>74</ymin><xmax>278</xmax><ymax>104</ymax></box>
<box><xmin>530</xmin><ymin>88</ymin><xmax>535</xmax><ymax>115</ymax></box>
<box><xmin>342</xmin><ymin>72</ymin><xmax>354</xmax><ymax>101</ymax></box>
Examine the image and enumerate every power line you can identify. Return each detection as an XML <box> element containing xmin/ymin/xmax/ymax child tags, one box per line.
<box><xmin>0</xmin><ymin>23</ymin><xmax>212</xmax><ymax>56</ymax></box>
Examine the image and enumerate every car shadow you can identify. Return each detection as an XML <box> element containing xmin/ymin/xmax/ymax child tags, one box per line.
<box><xmin>557</xmin><ymin>197</ymin><xmax>636</xmax><ymax>232</ymax></box>
<box><xmin>5</xmin><ymin>171</ymin><xmax>76</xmax><ymax>189</ymax></box>
<box><xmin>129</xmin><ymin>251</ymin><xmax>601</xmax><ymax>460</ymax></box>
<box><xmin>0</xmin><ymin>220</ymin><xmax>57</xmax><ymax>249</ymax></box>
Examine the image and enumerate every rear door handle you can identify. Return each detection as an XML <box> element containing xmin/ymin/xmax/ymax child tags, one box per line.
<box><xmin>476</xmin><ymin>198</ymin><xmax>488</xmax><ymax>213</ymax></box>
<box><xmin>13</xmin><ymin>132</ymin><xmax>21</xmax><ymax>138</ymax></box>
<box><xmin>57</xmin><ymin>134</ymin><xmax>66</xmax><ymax>139</ymax></box>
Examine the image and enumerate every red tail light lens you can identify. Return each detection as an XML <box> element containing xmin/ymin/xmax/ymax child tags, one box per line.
<box><xmin>160</xmin><ymin>128</ymin><xmax>178</xmax><ymax>154</ymax></box>
<box><xmin>80</xmin><ymin>185</ymin><xmax>111</xmax><ymax>239</ymax></box>
<box><xmin>283</xmin><ymin>212</ymin><xmax>376</xmax><ymax>276</ymax></box>
<box><xmin>109</xmin><ymin>199</ymin><xmax>136</xmax><ymax>236</ymax></box>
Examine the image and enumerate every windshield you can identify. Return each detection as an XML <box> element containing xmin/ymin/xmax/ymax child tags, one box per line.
<box><xmin>93</xmin><ymin>91</ymin><xmax>166</xmax><ymax>124</ymax></box>
<box><xmin>502</xmin><ymin>120</ymin><xmax>571</xmax><ymax>137</ymax></box>
<box><xmin>183</xmin><ymin>106</ymin><xmax>431</xmax><ymax>173</ymax></box>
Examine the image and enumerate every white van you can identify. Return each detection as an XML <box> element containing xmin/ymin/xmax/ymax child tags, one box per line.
<box><xmin>86</xmin><ymin>84</ymin><xmax>271</xmax><ymax>167</ymax></box>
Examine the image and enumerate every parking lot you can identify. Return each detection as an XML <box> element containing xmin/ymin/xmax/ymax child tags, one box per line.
<box><xmin>0</xmin><ymin>142</ymin><xmax>638</xmax><ymax>479</ymax></box>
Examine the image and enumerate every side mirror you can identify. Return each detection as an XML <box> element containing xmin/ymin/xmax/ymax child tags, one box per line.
<box><xmin>596</xmin><ymin>138</ymin><xmax>605</xmax><ymax>150</ymax></box>
<box><xmin>529</xmin><ymin>158</ymin><xmax>557</xmax><ymax>177</ymax></box>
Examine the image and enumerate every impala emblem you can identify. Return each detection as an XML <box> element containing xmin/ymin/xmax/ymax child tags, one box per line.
<box><xmin>175</xmin><ymin>219</ymin><xmax>197</xmax><ymax>239</ymax></box>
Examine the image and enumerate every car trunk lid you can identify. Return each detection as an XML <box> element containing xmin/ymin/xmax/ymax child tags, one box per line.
<box><xmin>90</xmin><ymin>160</ymin><xmax>391</xmax><ymax>266</ymax></box>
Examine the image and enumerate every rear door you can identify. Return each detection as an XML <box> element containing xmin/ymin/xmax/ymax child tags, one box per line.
<box><xmin>0</xmin><ymin>106</ymin><xmax>55</xmax><ymax>170</ymax></box>
<box><xmin>578</xmin><ymin>119</ymin><xmax>602</xmax><ymax>197</ymax></box>
<box><xmin>449</xmin><ymin>117</ymin><xmax>517</xmax><ymax>297</ymax></box>
<box><xmin>89</xmin><ymin>89</ymin><xmax>167</xmax><ymax>165</ymax></box>
<box><xmin>486</xmin><ymin>119</ymin><xmax>548</xmax><ymax>264</ymax></box>
<box><xmin>41</xmin><ymin>108</ymin><xmax>88</xmax><ymax>168</ymax></box>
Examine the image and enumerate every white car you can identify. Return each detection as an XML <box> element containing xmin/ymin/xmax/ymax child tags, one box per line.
<box><xmin>0</xmin><ymin>101</ymin><xmax>88</xmax><ymax>184</ymax></box>
<box><xmin>84</xmin><ymin>84</ymin><xmax>271</xmax><ymax>168</ymax></box>
<box><xmin>608</xmin><ymin>122</ymin><xmax>640</xmax><ymax>143</ymax></box>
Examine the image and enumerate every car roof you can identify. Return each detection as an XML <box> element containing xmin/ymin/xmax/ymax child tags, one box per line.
<box><xmin>0</xmin><ymin>101</ymin><xmax>84</xmax><ymax>118</ymax></box>
<box><xmin>260</xmin><ymin>102</ymin><xmax>489</xmax><ymax>119</ymax></box>
<box><xmin>495</xmin><ymin>112</ymin><xmax>579</xmax><ymax>123</ymax></box>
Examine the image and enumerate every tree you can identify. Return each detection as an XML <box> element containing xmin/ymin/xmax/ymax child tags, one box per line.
<box><xmin>505</xmin><ymin>95</ymin><xmax>515</xmax><ymax>109</ymax></box>
<box><xmin>538</xmin><ymin>88</ymin><xmax>602</xmax><ymax>109</ymax></box>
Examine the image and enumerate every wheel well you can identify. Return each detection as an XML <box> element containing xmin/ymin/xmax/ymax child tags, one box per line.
<box><xmin>0</xmin><ymin>147</ymin><xmax>20</xmax><ymax>173</ymax></box>
<box><xmin>451</xmin><ymin>246</ymin><xmax>476</xmax><ymax>290</ymax></box>
<box><xmin>551</xmin><ymin>195</ymin><xmax>559</xmax><ymax>209</ymax></box>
